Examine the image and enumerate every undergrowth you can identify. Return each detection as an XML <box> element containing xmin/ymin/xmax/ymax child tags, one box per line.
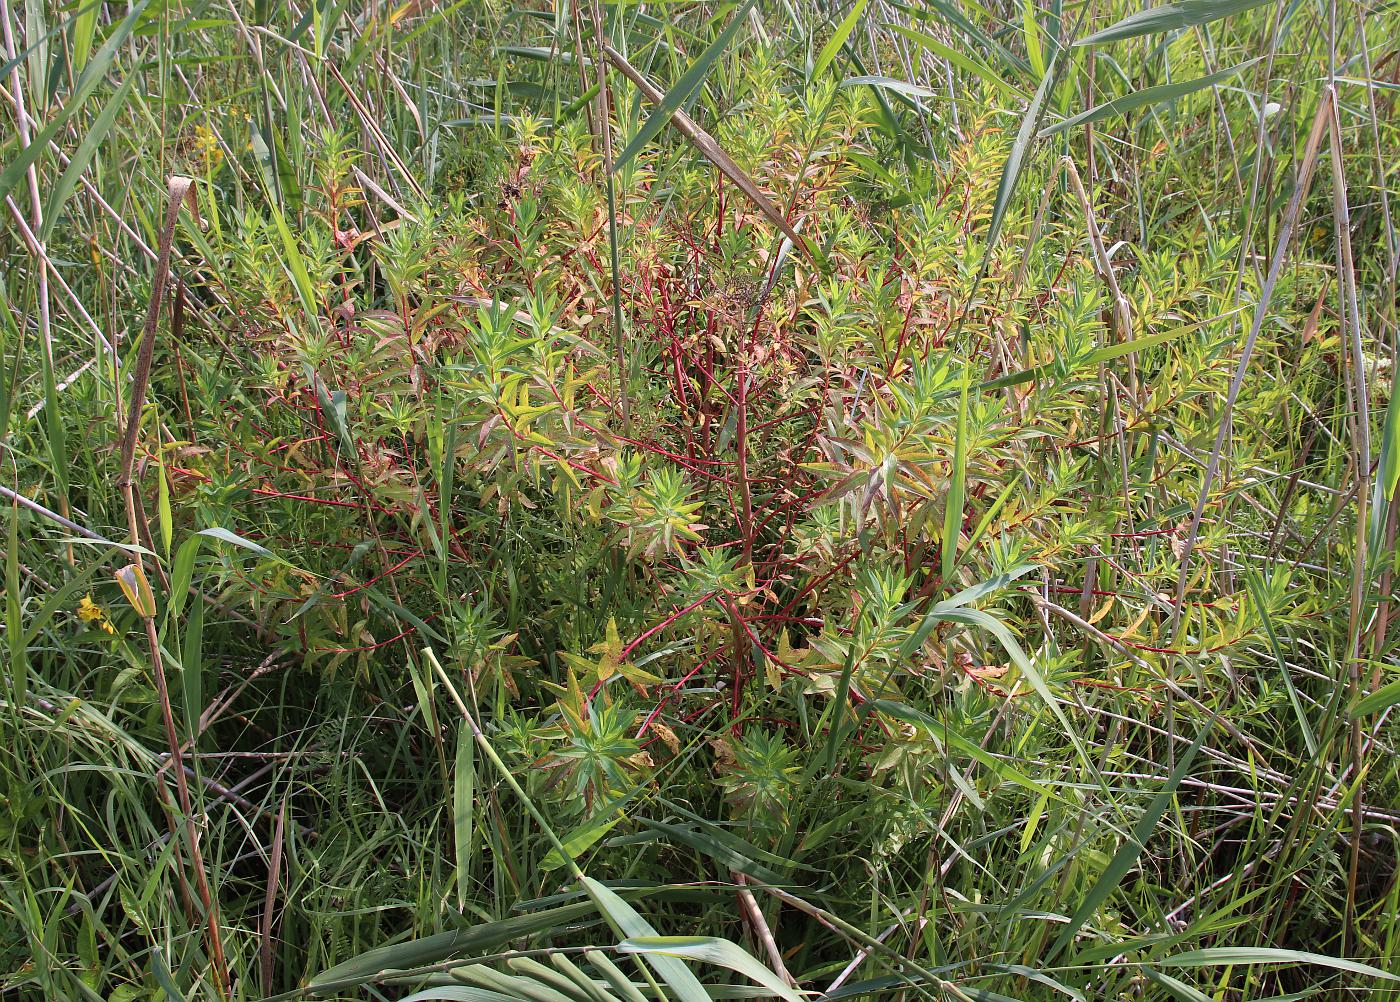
<box><xmin>3</xmin><ymin>2</ymin><xmax>1400</xmax><ymax>1001</ymax></box>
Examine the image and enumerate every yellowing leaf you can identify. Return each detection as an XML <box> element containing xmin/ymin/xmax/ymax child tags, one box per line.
<box><xmin>115</xmin><ymin>564</ymin><xmax>156</xmax><ymax>619</ymax></box>
<box><xmin>651</xmin><ymin>722</ymin><xmax>681</xmax><ymax>754</ymax></box>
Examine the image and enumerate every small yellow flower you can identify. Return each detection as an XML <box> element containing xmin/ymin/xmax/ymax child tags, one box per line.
<box><xmin>192</xmin><ymin>123</ymin><xmax>224</xmax><ymax>170</ymax></box>
<box><xmin>77</xmin><ymin>594</ymin><xmax>115</xmax><ymax>634</ymax></box>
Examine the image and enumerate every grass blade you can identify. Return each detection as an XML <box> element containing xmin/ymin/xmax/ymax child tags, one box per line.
<box><xmin>453</xmin><ymin>721</ymin><xmax>475</xmax><ymax>907</ymax></box>
<box><xmin>1039</xmin><ymin>59</ymin><xmax>1259</xmax><ymax>137</ymax></box>
<box><xmin>0</xmin><ymin>1</ymin><xmax>147</xmax><ymax>206</ymax></box>
<box><xmin>942</xmin><ymin>373</ymin><xmax>970</xmax><ymax>583</ymax></box>
<box><xmin>619</xmin><ymin>937</ymin><xmax>803</xmax><ymax>1002</ymax></box>
<box><xmin>1021</xmin><ymin>0</ymin><xmax>1047</xmax><ymax>78</ymax></box>
<box><xmin>604</xmin><ymin>45</ymin><xmax>815</xmax><ymax>263</ymax></box>
<box><xmin>839</xmin><ymin>75</ymin><xmax>938</xmax><ymax>99</ymax></box>
<box><xmin>308</xmin><ymin>903</ymin><xmax>604</xmax><ymax>989</ymax></box>
<box><xmin>1049</xmin><ymin>726</ymin><xmax>1207</xmax><ymax>959</ymax></box>
<box><xmin>813</xmin><ymin>0</ymin><xmax>869</xmax><ymax>78</ymax></box>
<box><xmin>39</xmin><ymin>72</ymin><xmax>136</xmax><ymax>241</ymax></box>
<box><xmin>1353</xmin><ymin>678</ymin><xmax>1400</xmax><ymax>718</ymax></box>
<box><xmin>613</xmin><ymin>0</ymin><xmax>756</xmax><ymax>173</ymax></box>
<box><xmin>583</xmin><ymin>878</ymin><xmax>712</xmax><ymax>1002</ymax></box>
<box><xmin>976</xmin><ymin>309</ymin><xmax>1241</xmax><ymax>393</ymax></box>
<box><xmin>886</xmin><ymin>23</ymin><xmax>1027</xmax><ymax>101</ymax></box>
<box><xmin>1157</xmin><ymin>948</ymin><xmax>1400</xmax><ymax>983</ymax></box>
<box><xmin>985</xmin><ymin>52</ymin><xmax>1058</xmax><ymax>254</ymax></box>
<box><xmin>1078</xmin><ymin>0</ymin><xmax>1274</xmax><ymax>46</ymax></box>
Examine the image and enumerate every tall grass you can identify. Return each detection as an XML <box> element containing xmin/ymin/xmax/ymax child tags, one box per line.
<box><xmin>2</xmin><ymin>1</ymin><xmax>1399</xmax><ymax>1000</ymax></box>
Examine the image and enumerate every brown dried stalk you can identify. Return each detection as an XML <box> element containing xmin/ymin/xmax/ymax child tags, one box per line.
<box><xmin>601</xmin><ymin>43</ymin><xmax>815</xmax><ymax>263</ymax></box>
<box><xmin>116</xmin><ymin>175</ymin><xmax>231</xmax><ymax>999</ymax></box>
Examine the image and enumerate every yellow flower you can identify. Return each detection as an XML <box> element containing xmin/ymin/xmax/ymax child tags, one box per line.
<box><xmin>192</xmin><ymin>123</ymin><xmax>224</xmax><ymax>170</ymax></box>
<box><xmin>77</xmin><ymin>594</ymin><xmax>115</xmax><ymax>634</ymax></box>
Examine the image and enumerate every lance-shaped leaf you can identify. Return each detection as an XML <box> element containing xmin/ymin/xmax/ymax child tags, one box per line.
<box><xmin>1078</xmin><ymin>0</ymin><xmax>1274</xmax><ymax>46</ymax></box>
<box><xmin>887</xmin><ymin>23</ymin><xmax>1028</xmax><ymax>102</ymax></box>
<box><xmin>1048</xmin><ymin>727</ymin><xmax>1208</xmax><ymax>960</ymax></box>
<box><xmin>1156</xmin><ymin>948</ymin><xmax>1400</xmax><ymax>984</ymax></box>
<box><xmin>839</xmin><ymin>75</ymin><xmax>938</xmax><ymax>99</ymax></box>
<box><xmin>985</xmin><ymin>53</ymin><xmax>1058</xmax><ymax>253</ymax></box>
<box><xmin>1353</xmin><ymin>678</ymin><xmax>1400</xmax><ymax>718</ymax></box>
<box><xmin>308</xmin><ymin>903</ymin><xmax>604</xmax><ymax>988</ymax></box>
<box><xmin>0</xmin><ymin>1</ymin><xmax>149</xmax><ymax>206</ymax></box>
<box><xmin>1039</xmin><ymin>59</ymin><xmax>1259</xmax><ymax>137</ymax></box>
<box><xmin>613</xmin><ymin>0</ymin><xmax>756</xmax><ymax>172</ymax></box>
<box><xmin>814</xmin><ymin>0</ymin><xmax>869</xmax><ymax>78</ymax></box>
<box><xmin>585</xmin><ymin>878</ymin><xmax>712</xmax><ymax>1002</ymax></box>
<box><xmin>618</xmin><ymin>937</ymin><xmax>804</xmax><ymax>1002</ymax></box>
<box><xmin>604</xmin><ymin>45</ymin><xmax>816</xmax><ymax>263</ymax></box>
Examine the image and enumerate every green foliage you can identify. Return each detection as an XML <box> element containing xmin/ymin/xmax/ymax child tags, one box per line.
<box><xmin>3</xmin><ymin>1</ymin><xmax>1400</xmax><ymax>1001</ymax></box>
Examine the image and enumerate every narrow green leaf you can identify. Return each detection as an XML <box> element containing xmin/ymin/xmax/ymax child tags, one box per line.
<box><xmin>440</xmin><ymin>420</ymin><xmax>458</xmax><ymax>575</ymax></box>
<box><xmin>1077</xmin><ymin>0</ymin><xmax>1273</xmax><ymax>46</ymax></box>
<box><xmin>886</xmin><ymin>23</ymin><xmax>1026</xmax><ymax>101</ymax></box>
<box><xmin>453</xmin><ymin>722</ymin><xmax>475</xmax><ymax>905</ymax></box>
<box><xmin>986</xmin><ymin>52</ymin><xmax>1058</xmax><ymax>253</ymax></box>
<box><xmin>540</xmin><ymin>813</ymin><xmax>622</xmax><ymax>872</ymax></box>
<box><xmin>309</xmin><ymin>902</ymin><xmax>602</xmax><ymax>987</ymax></box>
<box><xmin>455</xmin><ymin>963</ymin><xmax>576</xmax><ymax>1002</ymax></box>
<box><xmin>167</xmin><ymin>527</ymin><xmax>275</xmax><ymax>624</ymax></box>
<box><xmin>605</xmin><ymin>46</ymin><xmax>816</xmax><ymax>262</ymax></box>
<box><xmin>269</xmin><ymin>202</ymin><xmax>319</xmax><ymax>319</ymax></box>
<box><xmin>1140</xmin><ymin>968</ymin><xmax>1212</xmax><ymax>1002</ymax></box>
<box><xmin>824</xmin><ymin>975</ymin><xmax>936</xmax><ymax>1002</ymax></box>
<box><xmin>1354</xmin><ymin>678</ymin><xmax>1400</xmax><ymax>717</ymax></box>
<box><xmin>654</xmin><ymin>800</ymin><xmax>810</xmax><ymax>874</ymax></box>
<box><xmin>976</xmin><ymin>309</ymin><xmax>1241</xmax><ymax>393</ymax></box>
<box><xmin>613</xmin><ymin>0</ymin><xmax>756</xmax><ymax>172</ymax></box>
<box><xmin>400</xmin><ymin>989</ymin><xmax>533</xmax><ymax>1002</ymax></box>
<box><xmin>640</xmin><ymin>818</ymin><xmax>789</xmax><ymax>883</ymax></box>
<box><xmin>619</xmin><ymin>937</ymin><xmax>803</xmax><ymax>1002</ymax></box>
<box><xmin>156</xmin><ymin>450</ymin><xmax>173</xmax><ymax>561</ymax></box>
<box><xmin>942</xmin><ymin>373</ymin><xmax>970</xmax><ymax>582</ymax></box>
<box><xmin>0</xmin><ymin>1</ymin><xmax>148</xmax><ymax>206</ymax></box>
<box><xmin>583</xmin><ymin>877</ymin><xmax>711</xmax><ymax>1002</ymax></box>
<box><xmin>1039</xmin><ymin>59</ymin><xmax>1259</xmax><ymax>137</ymax></box>
<box><xmin>181</xmin><ymin>596</ymin><xmax>203</xmax><ymax>737</ymax></box>
<box><xmin>150</xmin><ymin>946</ymin><xmax>186</xmax><ymax>1002</ymax></box>
<box><xmin>992</xmin><ymin>963</ymin><xmax>1083</xmax><ymax>1001</ymax></box>
<box><xmin>196</xmin><ymin>526</ymin><xmax>272</xmax><ymax>557</ymax></box>
<box><xmin>814</xmin><ymin>0</ymin><xmax>870</xmax><ymax>78</ymax></box>
<box><xmin>892</xmin><ymin>0</ymin><xmax>1029</xmax><ymax>76</ymax></box>
<box><xmin>70</xmin><ymin>0</ymin><xmax>98</xmax><ymax>73</ymax></box>
<box><xmin>550</xmin><ymin>953</ymin><xmax>623</xmax><ymax>1002</ymax></box>
<box><xmin>307</xmin><ymin>366</ymin><xmax>357</xmax><ymax>456</ymax></box>
<box><xmin>6</xmin><ymin>490</ymin><xmax>26</xmax><ymax>707</ymax></box>
<box><xmin>1049</xmin><ymin>726</ymin><xmax>1208</xmax><ymax>959</ymax></box>
<box><xmin>839</xmin><ymin>74</ymin><xmax>937</xmax><ymax>99</ymax></box>
<box><xmin>506</xmin><ymin>958</ymin><xmax>604</xmax><ymax>1002</ymax></box>
<box><xmin>1245</xmin><ymin>572</ymin><xmax>1316</xmax><ymax>755</ymax></box>
<box><xmin>920</xmin><ymin>606</ymin><xmax>1098</xmax><ymax>779</ymax></box>
<box><xmin>1158</xmin><ymin>948</ymin><xmax>1400</xmax><ymax>983</ymax></box>
<box><xmin>37</xmin><ymin>291</ymin><xmax>68</xmax><ymax>507</ymax></box>
<box><xmin>587</xmin><ymin>951</ymin><xmax>651</xmax><ymax>1002</ymax></box>
<box><xmin>865</xmin><ymin>698</ymin><xmax>1056</xmax><ymax>800</ymax></box>
<box><xmin>1370</xmin><ymin>369</ymin><xmax>1400</xmax><ymax>552</ymax></box>
<box><xmin>41</xmin><ymin>72</ymin><xmax>137</xmax><ymax>241</ymax></box>
<box><xmin>940</xmin><ymin>563</ymin><xmax>1038</xmax><ymax>610</ymax></box>
<box><xmin>1022</xmin><ymin>0</ymin><xmax>1046</xmax><ymax>78</ymax></box>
